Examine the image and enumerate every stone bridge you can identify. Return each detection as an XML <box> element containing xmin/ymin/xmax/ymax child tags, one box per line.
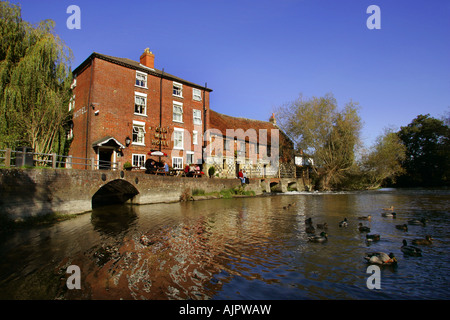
<box><xmin>0</xmin><ymin>169</ymin><xmax>306</xmax><ymax>221</ymax></box>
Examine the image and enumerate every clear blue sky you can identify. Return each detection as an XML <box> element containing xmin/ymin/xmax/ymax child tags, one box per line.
<box><xmin>10</xmin><ymin>0</ymin><xmax>450</xmax><ymax>147</ymax></box>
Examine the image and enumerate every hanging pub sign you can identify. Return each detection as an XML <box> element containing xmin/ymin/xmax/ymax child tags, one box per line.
<box><xmin>149</xmin><ymin>126</ymin><xmax>171</xmax><ymax>147</ymax></box>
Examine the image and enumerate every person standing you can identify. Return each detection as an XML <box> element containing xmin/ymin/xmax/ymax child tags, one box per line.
<box><xmin>163</xmin><ymin>160</ymin><xmax>169</xmax><ymax>175</ymax></box>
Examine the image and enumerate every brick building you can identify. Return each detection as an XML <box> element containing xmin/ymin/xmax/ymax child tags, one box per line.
<box><xmin>68</xmin><ymin>48</ymin><xmax>211</xmax><ymax>170</ymax></box>
<box><xmin>68</xmin><ymin>49</ymin><xmax>294</xmax><ymax>176</ymax></box>
<box><xmin>206</xmin><ymin>110</ymin><xmax>294</xmax><ymax>178</ymax></box>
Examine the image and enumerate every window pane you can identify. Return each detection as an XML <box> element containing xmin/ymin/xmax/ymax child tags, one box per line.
<box><xmin>135</xmin><ymin>96</ymin><xmax>146</xmax><ymax>114</ymax></box>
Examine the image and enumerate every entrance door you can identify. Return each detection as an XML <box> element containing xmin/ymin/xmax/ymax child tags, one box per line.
<box><xmin>235</xmin><ymin>162</ymin><xmax>240</xmax><ymax>178</ymax></box>
<box><xmin>99</xmin><ymin>148</ymin><xmax>113</xmax><ymax>170</ymax></box>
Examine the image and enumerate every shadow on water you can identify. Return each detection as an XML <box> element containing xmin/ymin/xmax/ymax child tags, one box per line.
<box><xmin>91</xmin><ymin>204</ymin><xmax>138</xmax><ymax>236</ymax></box>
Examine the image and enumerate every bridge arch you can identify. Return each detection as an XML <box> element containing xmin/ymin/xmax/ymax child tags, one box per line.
<box><xmin>92</xmin><ymin>179</ymin><xmax>139</xmax><ymax>209</ymax></box>
<box><xmin>287</xmin><ymin>181</ymin><xmax>298</xmax><ymax>191</ymax></box>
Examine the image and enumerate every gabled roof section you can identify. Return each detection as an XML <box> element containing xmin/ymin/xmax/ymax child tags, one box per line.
<box><xmin>73</xmin><ymin>52</ymin><xmax>212</xmax><ymax>92</ymax></box>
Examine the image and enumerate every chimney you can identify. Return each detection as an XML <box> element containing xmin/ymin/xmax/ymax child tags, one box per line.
<box><xmin>269</xmin><ymin>113</ymin><xmax>276</xmax><ymax>125</ymax></box>
<box><xmin>140</xmin><ymin>48</ymin><xmax>155</xmax><ymax>68</ymax></box>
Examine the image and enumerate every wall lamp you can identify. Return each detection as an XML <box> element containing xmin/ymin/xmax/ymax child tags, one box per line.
<box><xmin>125</xmin><ymin>136</ymin><xmax>131</xmax><ymax>147</ymax></box>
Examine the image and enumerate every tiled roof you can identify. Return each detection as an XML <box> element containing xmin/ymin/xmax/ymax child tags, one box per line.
<box><xmin>209</xmin><ymin>110</ymin><xmax>291</xmax><ymax>145</ymax></box>
<box><xmin>73</xmin><ymin>52</ymin><xmax>212</xmax><ymax>92</ymax></box>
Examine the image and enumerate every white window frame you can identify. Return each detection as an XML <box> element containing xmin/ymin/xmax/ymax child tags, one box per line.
<box><xmin>173</xmin><ymin>81</ymin><xmax>183</xmax><ymax>98</ymax></box>
<box><xmin>173</xmin><ymin>101</ymin><xmax>183</xmax><ymax>123</ymax></box>
<box><xmin>135</xmin><ymin>71</ymin><xmax>147</xmax><ymax>89</ymax></box>
<box><xmin>193</xmin><ymin>88</ymin><xmax>202</xmax><ymax>101</ymax></box>
<box><xmin>172</xmin><ymin>156</ymin><xmax>183</xmax><ymax>170</ymax></box>
<box><xmin>68</xmin><ymin>95</ymin><xmax>75</xmax><ymax>111</ymax></box>
<box><xmin>192</xmin><ymin>130</ymin><xmax>198</xmax><ymax>145</ymax></box>
<box><xmin>132</xmin><ymin>154</ymin><xmax>146</xmax><ymax>169</ymax></box>
<box><xmin>132</xmin><ymin>120</ymin><xmax>146</xmax><ymax>146</ymax></box>
<box><xmin>224</xmin><ymin>138</ymin><xmax>230</xmax><ymax>151</ymax></box>
<box><xmin>173</xmin><ymin>127</ymin><xmax>184</xmax><ymax>150</ymax></box>
<box><xmin>134</xmin><ymin>92</ymin><xmax>147</xmax><ymax>116</ymax></box>
<box><xmin>186</xmin><ymin>151</ymin><xmax>194</xmax><ymax>165</ymax></box>
<box><xmin>193</xmin><ymin>109</ymin><xmax>202</xmax><ymax>125</ymax></box>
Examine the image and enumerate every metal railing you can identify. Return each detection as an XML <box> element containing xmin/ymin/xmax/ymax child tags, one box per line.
<box><xmin>0</xmin><ymin>148</ymin><xmax>119</xmax><ymax>170</ymax></box>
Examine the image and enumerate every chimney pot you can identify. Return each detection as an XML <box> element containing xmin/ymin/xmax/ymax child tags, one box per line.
<box><xmin>269</xmin><ymin>113</ymin><xmax>276</xmax><ymax>125</ymax></box>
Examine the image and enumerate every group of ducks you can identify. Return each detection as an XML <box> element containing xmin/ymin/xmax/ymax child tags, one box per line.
<box><xmin>298</xmin><ymin>204</ymin><xmax>434</xmax><ymax>266</ymax></box>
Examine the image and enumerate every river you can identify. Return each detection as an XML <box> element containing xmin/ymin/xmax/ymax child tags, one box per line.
<box><xmin>0</xmin><ymin>188</ymin><xmax>449</xmax><ymax>300</ymax></box>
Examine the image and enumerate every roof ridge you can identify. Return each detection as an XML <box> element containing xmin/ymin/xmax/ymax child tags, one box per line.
<box><xmin>211</xmin><ymin>109</ymin><xmax>275</xmax><ymax>125</ymax></box>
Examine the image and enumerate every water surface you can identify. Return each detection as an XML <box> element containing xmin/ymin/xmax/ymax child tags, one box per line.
<box><xmin>0</xmin><ymin>189</ymin><xmax>449</xmax><ymax>299</ymax></box>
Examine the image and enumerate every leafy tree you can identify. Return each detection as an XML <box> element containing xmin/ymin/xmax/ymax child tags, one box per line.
<box><xmin>275</xmin><ymin>93</ymin><xmax>362</xmax><ymax>190</ymax></box>
<box><xmin>360</xmin><ymin>129</ymin><xmax>406</xmax><ymax>189</ymax></box>
<box><xmin>0</xmin><ymin>1</ymin><xmax>73</xmax><ymax>158</ymax></box>
<box><xmin>397</xmin><ymin>114</ymin><xmax>450</xmax><ymax>187</ymax></box>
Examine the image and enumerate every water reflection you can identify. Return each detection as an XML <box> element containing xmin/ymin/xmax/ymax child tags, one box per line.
<box><xmin>0</xmin><ymin>189</ymin><xmax>449</xmax><ymax>299</ymax></box>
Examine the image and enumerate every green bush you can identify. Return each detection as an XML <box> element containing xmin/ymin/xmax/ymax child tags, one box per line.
<box><xmin>208</xmin><ymin>166</ymin><xmax>215</xmax><ymax>177</ymax></box>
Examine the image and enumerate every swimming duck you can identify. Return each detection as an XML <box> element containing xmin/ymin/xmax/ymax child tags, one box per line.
<box><xmin>358</xmin><ymin>223</ymin><xmax>371</xmax><ymax>232</ymax></box>
<box><xmin>339</xmin><ymin>218</ymin><xmax>348</xmax><ymax>227</ymax></box>
<box><xmin>408</xmin><ymin>218</ymin><xmax>427</xmax><ymax>226</ymax></box>
<box><xmin>382</xmin><ymin>211</ymin><xmax>397</xmax><ymax>218</ymax></box>
<box><xmin>305</xmin><ymin>217</ymin><xmax>313</xmax><ymax>225</ymax></box>
<box><xmin>401</xmin><ymin>240</ymin><xmax>422</xmax><ymax>256</ymax></box>
<box><xmin>395</xmin><ymin>224</ymin><xmax>408</xmax><ymax>231</ymax></box>
<box><xmin>305</xmin><ymin>224</ymin><xmax>315</xmax><ymax>234</ymax></box>
<box><xmin>364</xmin><ymin>252</ymin><xmax>397</xmax><ymax>266</ymax></box>
<box><xmin>412</xmin><ymin>235</ymin><xmax>433</xmax><ymax>245</ymax></box>
<box><xmin>358</xmin><ymin>215</ymin><xmax>372</xmax><ymax>220</ymax></box>
<box><xmin>308</xmin><ymin>232</ymin><xmax>328</xmax><ymax>243</ymax></box>
<box><xmin>316</xmin><ymin>222</ymin><xmax>328</xmax><ymax>229</ymax></box>
<box><xmin>366</xmin><ymin>234</ymin><xmax>380</xmax><ymax>242</ymax></box>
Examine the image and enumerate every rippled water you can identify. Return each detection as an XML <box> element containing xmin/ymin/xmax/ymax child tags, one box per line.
<box><xmin>0</xmin><ymin>189</ymin><xmax>449</xmax><ymax>300</ymax></box>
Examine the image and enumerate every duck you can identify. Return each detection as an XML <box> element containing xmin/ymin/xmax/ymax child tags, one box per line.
<box><xmin>305</xmin><ymin>217</ymin><xmax>313</xmax><ymax>225</ymax></box>
<box><xmin>408</xmin><ymin>218</ymin><xmax>427</xmax><ymax>226</ymax></box>
<box><xmin>395</xmin><ymin>224</ymin><xmax>408</xmax><ymax>231</ymax></box>
<box><xmin>364</xmin><ymin>252</ymin><xmax>397</xmax><ymax>266</ymax></box>
<box><xmin>308</xmin><ymin>232</ymin><xmax>328</xmax><ymax>243</ymax></box>
<box><xmin>339</xmin><ymin>218</ymin><xmax>348</xmax><ymax>227</ymax></box>
<box><xmin>305</xmin><ymin>224</ymin><xmax>316</xmax><ymax>234</ymax></box>
<box><xmin>412</xmin><ymin>235</ymin><xmax>433</xmax><ymax>245</ymax></box>
<box><xmin>366</xmin><ymin>234</ymin><xmax>380</xmax><ymax>242</ymax></box>
<box><xmin>316</xmin><ymin>222</ymin><xmax>328</xmax><ymax>229</ymax></box>
<box><xmin>358</xmin><ymin>223</ymin><xmax>371</xmax><ymax>232</ymax></box>
<box><xmin>381</xmin><ymin>211</ymin><xmax>397</xmax><ymax>218</ymax></box>
<box><xmin>358</xmin><ymin>215</ymin><xmax>372</xmax><ymax>220</ymax></box>
<box><xmin>401</xmin><ymin>239</ymin><xmax>422</xmax><ymax>256</ymax></box>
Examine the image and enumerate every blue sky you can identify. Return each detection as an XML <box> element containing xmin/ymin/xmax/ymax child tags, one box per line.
<box><xmin>10</xmin><ymin>0</ymin><xmax>450</xmax><ymax>147</ymax></box>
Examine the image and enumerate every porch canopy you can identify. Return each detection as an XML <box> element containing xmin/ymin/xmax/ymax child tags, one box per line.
<box><xmin>92</xmin><ymin>136</ymin><xmax>126</xmax><ymax>149</ymax></box>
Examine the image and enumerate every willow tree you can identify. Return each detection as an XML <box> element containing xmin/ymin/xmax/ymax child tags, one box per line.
<box><xmin>0</xmin><ymin>1</ymin><xmax>73</xmax><ymax>157</ymax></box>
<box><xmin>275</xmin><ymin>93</ymin><xmax>362</xmax><ymax>190</ymax></box>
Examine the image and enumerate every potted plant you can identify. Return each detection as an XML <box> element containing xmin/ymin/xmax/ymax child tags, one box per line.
<box><xmin>123</xmin><ymin>161</ymin><xmax>132</xmax><ymax>171</ymax></box>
